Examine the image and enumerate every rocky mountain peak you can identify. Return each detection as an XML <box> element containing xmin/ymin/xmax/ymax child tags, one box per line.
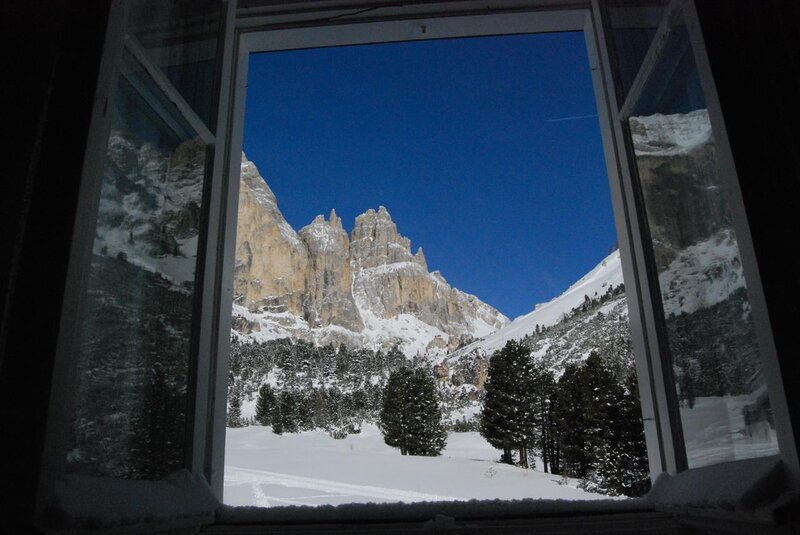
<box><xmin>414</xmin><ymin>247</ymin><xmax>428</xmax><ymax>271</ymax></box>
<box><xmin>350</xmin><ymin>206</ymin><xmax>415</xmax><ymax>270</ymax></box>
<box><xmin>305</xmin><ymin>209</ymin><xmax>345</xmax><ymax>231</ymax></box>
<box><xmin>299</xmin><ymin>210</ymin><xmax>362</xmax><ymax>332</ymax></box>
<box><xmin>234</xmin><ymin>155</ymin><xmax>309</xmax><ymax>315</ymax></box>
<box><xmin>240</xmin><ymin>156</ymin><xmax>281</xmax><ymax>216</ymax></box>
<box><xmin>233</xmin><ymin>156</ymin><xmax>509</xmax><ymax>355</ymax></box>
<box><xmin>329</xmin><ymin>209</ymin><xmax>343</xmax><ymax>230</ymax></box>
<box><xmin>300</xmin><ymin>213</ymin><xmax>347</xmax><ymax>250</ymax></box>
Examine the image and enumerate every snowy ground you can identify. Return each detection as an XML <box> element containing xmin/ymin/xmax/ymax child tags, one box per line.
<box><xmin>681</xmin><ymin>394</ymin><xmax>779</xmax><ymax>469</ymax></box>
<box><xmin>224</xmin><ymin>425</ymin><xmax>610</xmax><ymax>507</ymax></box>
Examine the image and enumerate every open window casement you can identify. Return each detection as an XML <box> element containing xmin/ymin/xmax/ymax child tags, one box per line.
<box><xmin>592</xmin><ymin>0</ymin><xmax>796</xmax><ymax>483</ymax></box>
<box><xmin>37</xmin><ymin>0</ymin><xmax>237</xmax><ymax>530</ymax></box>
<box><xmin>36</xmin><ymin>0</ymin><xmax>799</xmax><ymax>531</ymax></box>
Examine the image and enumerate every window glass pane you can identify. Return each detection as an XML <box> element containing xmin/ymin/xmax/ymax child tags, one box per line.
<box><xmin>66</xmin><ymin>19</ymin><xmax>214</xmax><ymax>479</ymax></box>
<box><xmin>129</xmin><ymin>0</ymin><xmax>221</xmax><ymax>128</ymax></box>
<box><xmin>626</xmin><ymin>18</ymin><xmax>779</xmax><ymax>468</ymax></box>
<box><xmin>607</xmin><ymin>1</ymin><xmax>669</xmax><ymax>99</ymax></box>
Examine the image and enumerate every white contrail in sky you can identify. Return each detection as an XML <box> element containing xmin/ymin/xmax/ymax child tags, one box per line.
<box><xmin>544</xmin><ymin>113</ymin><xmax>598</xmax><ymax>123</ymax></box>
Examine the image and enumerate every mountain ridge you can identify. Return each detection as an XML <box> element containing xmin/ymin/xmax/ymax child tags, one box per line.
<box><xmin>450</xmin><ymin>248</ymin><xmax>624</xmax><ymax>361</ymax></box>
<box><xmin>233</xmin><ymin>155</ymin><xmax>509</xmax><ymax>356</ymax></box>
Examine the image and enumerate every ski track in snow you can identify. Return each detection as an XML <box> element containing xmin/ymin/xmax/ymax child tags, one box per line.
<box><xmin>226</xmin><ymin>465</ymin><xmax>459</xmax><ymax>505</ymax></box>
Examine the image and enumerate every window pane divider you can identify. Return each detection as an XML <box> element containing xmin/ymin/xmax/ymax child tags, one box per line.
<box><xmin>124</xmin><ymin>34</ymin><xmax>216</xmax><ymax>145</ymax></box>
<box><xmin>618</xmin><ymin>0</ymin><xmax>684</xmax><ymax>120</ymax></box>
<box><xmin>590</xmin><ymin>0</ymin><xmax>688</xmax><ymax>476</ymax></box>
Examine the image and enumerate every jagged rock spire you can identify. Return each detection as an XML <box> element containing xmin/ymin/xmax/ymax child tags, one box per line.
<box><xmin>300</xmin><ymin>209</ymin><xmax>362</xmax><ymax>331</ymax></box>
<box><xmin>350</xmin><ymin>206</ymin><xmax>414</xmax><ymax>269</ymax></box>
<box><xmin>414</xmin><ymin>247</ymin><xmax>428</xmax><ymax>271</ymax></box>
<box><xmin>329</xmin><ymin>208</ymin><xmax>343</xmax><ymax>230</ymax></box>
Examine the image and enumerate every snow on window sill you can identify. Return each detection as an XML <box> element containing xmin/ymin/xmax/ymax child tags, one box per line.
<box><xmin>215</xmin><ymin>496</ymin><xmax>652</xmax><ymax>526</ymax></box>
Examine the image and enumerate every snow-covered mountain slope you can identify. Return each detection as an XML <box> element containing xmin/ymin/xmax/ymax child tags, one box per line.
<box><xmin>232</xmin><ymin>302</ymin><xmax>453</xmax><ymax>358</ymax></box>
<box><xmin>94</xmin><ymin>132</ymin><xmax>206</xmax><ymax>289</ymax></box>
<box><xmin>452</xmin><ymin>249</ymin><xmax>624</xmax><ymax>358</ymax></box>
<box><xmin>659</xmin><ymin>229</ymin><xmax>745</xmax><ymax>317</ymax></box>
<box><xmin>228</xmin><ymin>249</ymin><xmax>634</xmax><ymax>436</ymax></box>
<box><xmin>430</xmin><ymin>251</ymin><xmax>631</xmax><ymax>424</ymax></box>
<box><xmin>629</xmin><ymin>109</ymin><xmax>712</xmax><ymax>157</ymax></box>
<box><xmin>71</xmin><ymin>131</ymin><xmax>207</xmax><ymax>478</ymax></box>
<box><xmin>442</xmin><ymin>227</ymin><xmax>745</xmax><ymax>383</ymax></box>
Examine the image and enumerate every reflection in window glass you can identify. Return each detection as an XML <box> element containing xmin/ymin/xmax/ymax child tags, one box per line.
<box><xmin>66</xmin><ymin>3</ymin><xmax>217</xmax><ymax>479</ymax></box>
<box><xmin>627</xmin><ymin>19</ymin><xmax>778</xmax><ymax>468</ymax></box>
<box><xmin>129</xmin><ymin>0</ymin><xmax>221</xmax><ymax>128</ymax></box>
<box><xmin>608</xmin><ymin>1</ymin><xmax>668</xmax><ymax>99</ymax></box>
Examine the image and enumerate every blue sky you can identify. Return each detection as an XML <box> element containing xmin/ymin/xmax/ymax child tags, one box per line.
<box><xmin>243</xmin><ymin>32</ymin><xmax>616</xmax><ymax>320</ymax></box>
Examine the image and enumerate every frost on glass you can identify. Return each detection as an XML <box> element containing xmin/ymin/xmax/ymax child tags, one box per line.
<box><xmin>67</xmin><ymin>57</ymin><xmax>208</xmax><ymax>479</ymax></box>
<box><xmin>627</xmin><ymin>24</ymin><xmax>778</xmax><ymax>467</ymax></box>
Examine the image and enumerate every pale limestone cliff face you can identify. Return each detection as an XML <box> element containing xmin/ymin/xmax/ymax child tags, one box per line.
<box><xmin>350</xmin><ymin>206</ymin><xmax>508</xmax><ymax>337</ymax></box>
<box><xmin>350</xmin><ymin>207</ymin><xmax>415</xmax><ymax>269</ymax></box>
<box><xmin>414</xmin><ymin>247</ymin><xmax>428</xmax><ymax>271</ymax></box>
<box><xmin>233</xmin><ymin>156</ymin><xmax>509</xmax><ymax>348</ymax></box>
<box><xmin>234</xmin><ymin>156</ymin><xmax>310</xmax><ymax>315</ymax></box>
<box><xmin>299</xmin><ymin>211</ymin><xmax>363</xmax><ymax>332</ymax></box>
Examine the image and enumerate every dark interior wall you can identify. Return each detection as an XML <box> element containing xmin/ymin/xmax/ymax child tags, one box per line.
<box><xmin>0</xmin><ymin>1</ymin><xmax>110</xmax><ymax>528</ymax></box>
<box><xmin>694</xmin><ymin>0</ymin><xmax>800</xmax><ymax>464</ymax></box>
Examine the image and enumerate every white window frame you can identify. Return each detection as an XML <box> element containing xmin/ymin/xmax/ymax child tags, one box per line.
<box><xmin>210</xmin><ymin>0</ymin><xmax>668</xmax><ymax>499</ymax></box>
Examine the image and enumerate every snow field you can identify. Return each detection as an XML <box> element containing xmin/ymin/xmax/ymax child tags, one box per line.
<box><xmin>224</xmin><ymin>425</ymin><xmax>611</xmax><ymax>507</ymax></box>
<box><xmin>680</xmin><ymin>395</ymin><xmax>779</xmax><ymax>468</ymax></box>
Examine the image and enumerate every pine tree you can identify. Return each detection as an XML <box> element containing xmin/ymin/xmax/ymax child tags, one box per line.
<box><xmin>551</xmin><ymin>352</ymin><xmax>621</xmax><ymax>479</ymax></box>
<box><xmin>514</xmin><ymin>349</ymin><xmax>540</xmax><ymax>468</ymax></box>
<box><xmin>380</xmin><ymin>368</ymin><xmax>411</xmax><ymax>454</ymax></box>
<box><xmin>277</xmin><ymin>391</ymin><xmax>299</xmax><ymax>433</ymax></box>
<box><xmin>480</xmin><ymin>343</ymin><xmax>515</xmax><ymax>464</ymax></box>
<box><xmin>623</xmin><ymin>382</ymin><xmax>651</xmax><ymax>494</ymax></box>
<box><xmin>406</xmin><ymin>368</ymin><xmax>447</xmax><ymax>455</ymax></box>
<box><xmin>530</xmin><ymin>364</ymin><xmax>557</xmax><ymax>473</ymax></box>
<box><xmin>479</xmin><ymin>340</ymin><xmax>538</xmax><ymax>466</ymax></box>
<box><xmin>295</xmin><ymin>392</ymin><xmax>315</xmax><ymax>431</ymax></box>
<box><xmin>271</xmin><ymin>405</ymin><xmax>284</xmax><ymax>435</ymax></box>
<box><xmin>227</xmin><ymin>386</ymin><xmax>243</xmax><ymax>428</ymax></box>
<box><xmin>543</xmin><ymin>392</ymin><xmax>561</xmax><ymax>474</ymax></box>
<box><xmin>385</xmin><ymin>345</ymin><xmax>405</xmax><ymax>372</ymax></box>
<box><xmin>551</xmin><ymin>362</ymin><xmax>588</xmax><ymax>476</ymax></box>
<box><xmin>130</xmin><ymin>362</ymin><xmax>185</xmax><ymax>478</ymax></box>
<box><xmin>379</xmin><ymin>368</ymin><xmax>446</xmax><ymax>456</ymax></box>
<box><xmin>255</xmin><ymin>383</ymin><xmax>278</xmax><ymax>426</ymax></box>
<box><xmin>594</xmin><ymin>369</ymin><xmax>651</xmax><ymax>496</ymax></box>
